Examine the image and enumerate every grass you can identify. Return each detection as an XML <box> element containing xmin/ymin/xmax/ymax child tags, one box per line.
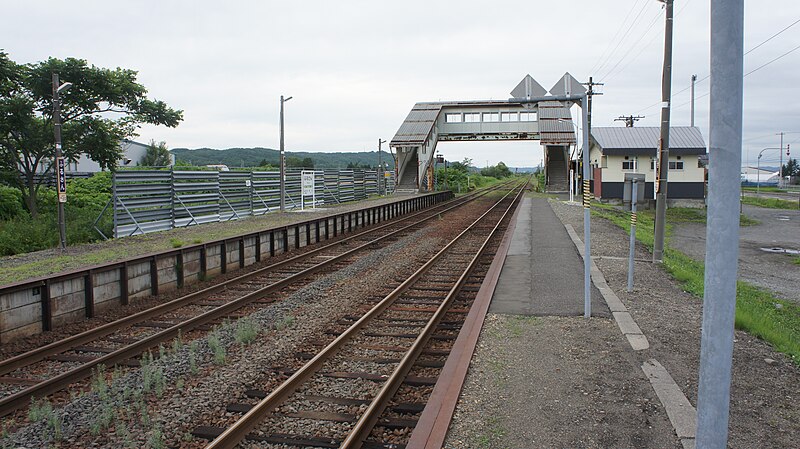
<box><xmin>793</xmin><ymin>256</ymin><xmax>800</xmax><ymax>266</ymax></box>
<box><xmin>741</xmin><ymin>196</ymin><xmax>799</xmax><ymax>210</ymax></box>
<box><xmin>591</xmin><ymin>202</ymin><xmax>800</xmax><ymax>363</ymax></box>
<box><xmin>507</xmin><ymin>315</ymin><xmax>539</xmax><ymax>338</ymax></box>
<box><xmin>742</xmin><ymin>186</ymin><xmax>787</xmax><ymax>193</ymax></box>
<box><xmin>473</xmin><ymin>416</ymin><xmax>507</xmax><ymax>449</ymax></box>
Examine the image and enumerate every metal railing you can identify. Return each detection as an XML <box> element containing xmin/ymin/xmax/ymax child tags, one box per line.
<box><xmin>106</xmin><ymin>168</ymin><xmax>395</xmax><ymax>238</ymax></box>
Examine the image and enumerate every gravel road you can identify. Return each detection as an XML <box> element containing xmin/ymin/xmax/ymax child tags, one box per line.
<box><xmin>670</xmin><ymin>204</ymin><xmax>800</xmax><ymax>303</ymax></box>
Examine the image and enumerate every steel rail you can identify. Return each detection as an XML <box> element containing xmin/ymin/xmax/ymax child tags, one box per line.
<box><xmin>341</xmin><ymin>180</ymin><xmax>527</xmax><ymax>448</ymax></box>
<box><xmin>204</xmin><ymin>180</ymin><xmax>526</xmax><ymax>449</ymax></box>
<box><xmin>0</xmin><ymin>185</ymin><xmax>498</xmax><ymax>378</ymax></box>
<box><xmin>0</xmin><ymin>183</ymin><xmax>510</xmax><ymax>418</ymax></box>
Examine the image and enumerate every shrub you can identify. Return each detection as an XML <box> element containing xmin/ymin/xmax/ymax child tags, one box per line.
<box><xmin>0</xmin><ymin>187</ymin><xmax>24</xmax><ymax>220</ymax></box>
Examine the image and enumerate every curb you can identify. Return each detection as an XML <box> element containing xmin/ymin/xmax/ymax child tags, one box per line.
<box><xmin>564</xmin><ymin>223</ymin><xmax>649</xmax><ymax>351</ymax></box>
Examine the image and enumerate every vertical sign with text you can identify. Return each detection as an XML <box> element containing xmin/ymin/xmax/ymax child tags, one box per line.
<box><xmin>56</xmin><ymin>156</ymin><xmax>67</xmax><ymax>203</ymax></box>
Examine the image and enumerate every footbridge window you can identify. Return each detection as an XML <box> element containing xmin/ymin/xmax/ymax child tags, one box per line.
<box><xmin>519</xmin><ymin>111</ymin><xmax>537</xmax><ymax>121</ymax></box>
<box><xmin>464</xmin><ymin>113</ymin><xmax>480</xmax><ymax>122</ymax></box>
<box><xmin>482</xmin><ymin>112</ymin><xmax>500</xmax><ymax>122</ymax></box>
<box><xmin>501</xmin><ymin>112</ymin><xmax>519</xmax><ymax>122</ymax></box>
<box><xmin>445</xmin><ymin>113</ymin><xmax>462</xmax><ymax>123</ymax></box>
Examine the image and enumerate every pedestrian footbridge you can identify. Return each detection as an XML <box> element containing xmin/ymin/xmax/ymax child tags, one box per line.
<box><xmin>390</xmin><ymin>74</ymin><xmax>585</xmax><ymax>192</ymax></box>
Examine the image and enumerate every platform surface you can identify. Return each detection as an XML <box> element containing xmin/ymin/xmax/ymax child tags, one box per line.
<box><xmin>490</xmin><ymin>197</ymin><xmax>608</xmax><ymax>317</ymax></box>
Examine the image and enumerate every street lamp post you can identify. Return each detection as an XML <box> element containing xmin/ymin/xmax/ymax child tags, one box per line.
<box><xmin>52</xmin><ymin>73</ymin><xmax>72</xmax><ymax>252</ymax></box>
<box><xmin>757</xmin><ymin>147</ymin><xmax>783</xmax><ymax>196</ymax></box>
<box><xmin>279</xmin><ymin>95</ymin><xmax>292</xmax><ymax>212</ymax></box>
<box><xmin>378</xmin><ymin>139</ymin><xmax>387</xmax><ymax>195</ymax></box>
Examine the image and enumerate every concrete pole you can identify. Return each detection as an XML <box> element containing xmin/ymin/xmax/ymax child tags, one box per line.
<box><xmin>695</xmin><ymin>0</ymin><xmax>743</xmax><ymax>447</ymax></box>
<box><xmin>627</xmin><ymin>180</ymin><xmax>638</xmax><ymax>292</ymax></box>
<box><xmin>279</xmin><ymin>95</ymin><xmax>292</xmax><ymax>212</ymax></box>
<box><xmin>52</xmin><ymin>73</ymin><xmax>67</xmax><ymax>252</ymax></box>
<box><xmin>582</xmin><ymin>93</ymin><xmax>592</xmax><ymax>318</ymax></box>
<box><xmin>653</xmin><ymin>0</ymin><xmax>674</xmax><ymax>263</ymax></box>
<box><xmin>779</xmin><ymin>132</ymin><xmax>784</xmax><ymax>188</ymax></box>
<box><xmin>690</xmin><ymin>74</ymin><xmax>697</xmax><ymax>127</ymax></box>
<box><xmin>378</xmin><ymin>139</ymin><xmax>386</xmax><ymax>195</ymax></box>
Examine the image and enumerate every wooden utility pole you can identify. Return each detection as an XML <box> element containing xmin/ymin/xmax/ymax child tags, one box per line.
<box><xmin>653</xmin><ymin>0</ymin><xmax>674</xmax><ymax>263</ymax></box>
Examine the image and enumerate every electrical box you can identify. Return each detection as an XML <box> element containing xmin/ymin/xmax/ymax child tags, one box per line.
<box><xmin>623</xmin><ymin>173</ymin><xmax>646</xmax><ymax>211</ymax></box>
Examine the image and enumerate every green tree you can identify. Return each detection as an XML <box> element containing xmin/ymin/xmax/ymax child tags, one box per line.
<box><xmin>781</xmin><ymin>158</ymin><xmax>798</xmax><ymax>178</ymax></box>
<box><xmin>286</xmin><ymin>156</ymin><xmax>314</xmax><ymax>168</ymax></box>
<box><xmin>139</xmin><ymin>140</ymin><xmax>172</xmax><ymax>167</ymax></box>
<box><xmin>0</xmin><ymin>52</ymin><xmax>182</xmax><ymax>216</ymax></box>
<box><xmin>480</xmin><ymin>161</ymin><xmax>513</xmax><ymax>178</ymax></box>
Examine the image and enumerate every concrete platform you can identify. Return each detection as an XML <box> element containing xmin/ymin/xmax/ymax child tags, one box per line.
<box><xmin>489</xmin><ymin>197</ymin><xmax>609</xmax><ymax>317</ymax></box>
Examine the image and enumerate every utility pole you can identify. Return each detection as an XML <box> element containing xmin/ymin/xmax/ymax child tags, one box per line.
<box><xmin>583</xmin><ymin>77</ymin><xmax>604</xmax><ymax>138</ymax></box>
<box><xmin>778</xmin><ymin>132</ymin><xmax>784</xmax><ymax>188</ymax></box>
<box><xmin>279</xmin><ymin>95</ymin><xmax>292</xmax><ymax>212</ymax></box>
<box><xmin>615</xmin><ymin>115</ymin><xmax>644</xmax><ymax>127</ymax></box>
<box><xmin>690</xmin><ymin>74</ymin><xmax>697</xmax><ymax>127</ymax></box>
<box><xmin>653</xmin><ymin>0</ymin><xmax>674</xmax><ymax>263</ymax></box>
<box><xmin>378</xmin><ymin>138</ymin><xmax>386</xmax><ymax>195</ymax></box>
<box><xmin>695</xmin><ymin>0</ymin><xmax>743</xmax><ymax>447</ymax></box>
<box><xmin>52</xmin><ymin>73</ymin><xmax>72</xmax><ymax>252</ymax></box>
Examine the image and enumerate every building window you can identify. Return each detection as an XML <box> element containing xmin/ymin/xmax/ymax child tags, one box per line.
<box><xmin>501</xmin><ymin>112</ymin><xmax>518</xmax><ymax>122</ymax></box>
<box><xmin>464</xmin><ymin>113</ymin><xmax>480</xmax><ymax>122</ymax></box>
<box><xmin>622</xmin><ymin>160</ymin><xmax>637</xmax><ymax>171</ymax></box>
<box><xmin>482</xmin><ymin>112</ymin><xmax>500</xmax><ymax>122</ymax></box>
<box><xmin>519</xmin><ymin>111</ymin><xmax>536</xmax><ymax>121</ymax></box>
<box><xmin>445</xmin><ymin>113</ymin><xmax>462</xmax><ymax>123</ymax></box>
<box><xmin>669</xmin><ymin>161</ymin><xmax>684</xmax><ymax>170</ymax></box>
<box><xmin>601</xmin><ymin>155</ymin><xmax>608</xmax><ymax>168</ymax></box>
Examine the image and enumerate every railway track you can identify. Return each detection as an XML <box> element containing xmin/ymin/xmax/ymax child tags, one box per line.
<box><xmin>0</xmin><ymin>182</ymin><xmax>514</xmax><ymax>420</ymax></box>
<box><xmin>193</xmin><ymin>180</ymin><xmax>527</xmax><ymax>448</ymax></box>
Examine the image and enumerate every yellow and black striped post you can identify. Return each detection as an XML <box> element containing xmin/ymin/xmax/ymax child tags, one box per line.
<box><xmin>583</xmin><ymin>179</ymin><xmax>591</xmax><ymax>209</ymax></box>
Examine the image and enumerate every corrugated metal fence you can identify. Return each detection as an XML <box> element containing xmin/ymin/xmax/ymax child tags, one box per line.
<box><xmin>113</xmin><ymin>168</ymin><xmax>396</xmax><ymax>237</ymax></box>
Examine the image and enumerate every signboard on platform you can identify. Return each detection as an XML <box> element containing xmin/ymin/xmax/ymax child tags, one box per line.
<box><xmin>301</xmin><ymin>172</ymin><xmax>314</xmax><ymax>196</ymax></box>
<box><xmin>301</xmin><ymin>170</ymin><xmax>316</xmax><ymax>210</ymax></box>
<box><xmin>56</xmin><ymin>157</ymin><xmax>67</xmax><ymax>203</ymax></box>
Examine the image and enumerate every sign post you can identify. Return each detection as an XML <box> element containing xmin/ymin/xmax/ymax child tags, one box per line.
<box><xmin>301</xmin><ymin>170</ymin><xmax>315</xmax><ymax>210</ymax></box>
<box><xmin>57</xmin><ymin>156</ymin><xmax>67</xmax><ymax>204</ymax></box>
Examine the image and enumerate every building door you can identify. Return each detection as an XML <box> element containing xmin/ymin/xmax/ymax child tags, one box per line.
<box><xmin>593</xmin><ymin>167</ymin><xmax>602</xmax><ymax>199</ymax></box>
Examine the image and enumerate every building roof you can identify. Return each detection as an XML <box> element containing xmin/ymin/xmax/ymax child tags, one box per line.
<box><xmin>390</xmin><ymin>100</ymin><xmax>576</xmax><ymax>147</ymax></box>
<box><xmin>592</xmin><ymin>126</ymin><xmax>706</xmax><ymax>156</ymax></box>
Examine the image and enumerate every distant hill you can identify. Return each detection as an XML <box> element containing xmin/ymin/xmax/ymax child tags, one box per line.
<box><xmin>170</xmin><ymin>147</ymin><xmax>394</xmax><ymax>169</ymax></box>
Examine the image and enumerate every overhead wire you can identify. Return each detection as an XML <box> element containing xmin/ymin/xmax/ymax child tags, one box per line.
<box><xmin>600</xmin><ymin>10</ymin><xmax>664</xmax><ymax>83</ymax></box>
<box><xmin>593</xmin><ymin>0</ymin><xmax>653</xmax><ymax>77</ymax></box>
<box><xmin>588</xmin><ymin>0</ymin><xmax>650</xmax><ymax>74</ymax></box>
<box><xmin>634</xmin><ymin>14</ymin><xmax>799</xmax><ymax>115</ymax></box>
<box><xmin>744</xmin><ymin>18</ymin><xmax>800</xmax><ymax>55</ymax></box>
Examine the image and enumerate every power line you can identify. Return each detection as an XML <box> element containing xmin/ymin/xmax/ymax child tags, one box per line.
<box><xmin>601</xmin><ymin>14</ymin><xmax>663</xmax><ymax>83</ymax></box>
<box><xmin>745</xmin><ymin>18</ymin><xmax>800</xmax><ymax>55</ymax></box>
<box><xmin>634</xmin><ymin>15</ymin><xmax>799</xmax><ymax>115</ymax></box>
<box><xmin>594</xmin><ymin>0</ymin><xmax>653</xmax><ymax>76</ymax></box>
<box><xmin>589</xmin><ymin>0</ymin><xmax>648</xmax><ymax>74</ymax></box>
<box><xmin>745</xmin><ymin>43</ymin><xmax>800</xmax><ymax>76</ymax></box>
<box><xmin>598</xmin><ymin>9</ymin><xmax>663</xmax><ymax>82</ymax></box>
<box><xmin>601</xmin><ymin>0</ymin><xmax>695</xmax><ymax>83</ymax></box>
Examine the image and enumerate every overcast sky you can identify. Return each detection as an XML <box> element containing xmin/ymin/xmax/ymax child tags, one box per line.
<box><xmin>4</xmin><ymin>0</ymin><xmax>799</xmax><ymax>168</ymax></box>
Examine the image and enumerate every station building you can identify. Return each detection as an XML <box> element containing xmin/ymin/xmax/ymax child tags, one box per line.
<box><xmin>588</xmin><ymin>126</ymin><xmax>707</xmax><ymax>204</ymax></box>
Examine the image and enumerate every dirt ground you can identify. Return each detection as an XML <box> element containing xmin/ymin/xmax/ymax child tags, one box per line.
<box><xmin>444</xmin><ymin>198</ymin><xmax>799</xmax><ymax>448</ymax></box>
<box><xmin>671</xmin><ymin>204</ymin><xmax>800</xmax><ymax>303</ymax></box>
